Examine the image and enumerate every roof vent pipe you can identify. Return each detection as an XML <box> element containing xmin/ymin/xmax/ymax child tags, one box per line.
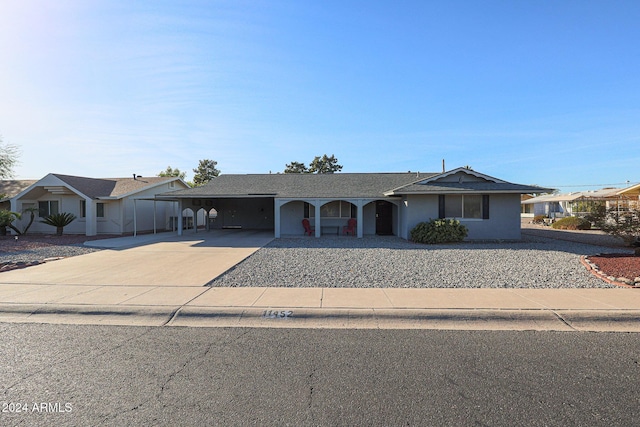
<box><xmin>442</xmin><ymin>159</ymin><xmax>445</xmax><ymax>173</ymax></box>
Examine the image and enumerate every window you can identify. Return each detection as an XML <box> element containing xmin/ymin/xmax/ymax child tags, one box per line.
<box><xmin>307</xmin><ymin>201</ymin><xmax>354</xmax><ymax>218</ymax></box>
<box><xmin>80</xmin><ymin>201</ymin><xmax>105</xmax><ymax>218</ymax></box>
<box><xmin>440</xmin><ymin>195</ymin><xmax>489</xmax><ymax>219</ymax></box>
<box><xmin>38</xmin><ymin>201</ymin><xmax>59</xmax><ymax>217</ymax></box>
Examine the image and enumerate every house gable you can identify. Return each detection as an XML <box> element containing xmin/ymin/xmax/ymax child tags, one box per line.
<box><xmin>387</xmin><ymin>167</ymin><xmax>551</xmax><ymax>195</ymax></box>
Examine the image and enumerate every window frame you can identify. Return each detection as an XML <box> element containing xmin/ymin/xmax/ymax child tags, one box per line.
<box><xmin>38</xmin><ymin>200</ymin><xmax>59</xmax><ymax>217</ymax></box>
<box><xmin>439</xmin><ymin>194</ymin><xmax>489</xmax><ymax>220</ymax></box>
<box><xmin>79</xmin><ymin>200</ymin><xmax>105</xmax><ymax>218</ymax></box>
<box><xmin>305</xmin><ymin>201</ymin><xmax>355</xmax><ymax>219</ymax></box>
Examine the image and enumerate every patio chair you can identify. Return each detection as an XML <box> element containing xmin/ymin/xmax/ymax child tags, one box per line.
<box><xmin>343</xmin><ymin>218</ymin><xmax>356</xmax><ymax>236</ymax></box>
<box><xmin>302</xmin><ymin>218</ymin><xmax>314</xmax><ymax>236</ymax></box>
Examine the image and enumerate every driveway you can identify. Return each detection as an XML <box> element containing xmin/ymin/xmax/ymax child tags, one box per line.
<box><xmin>0</xmin><ymin>230</ymin><xmax>274</xmax><ymax>287</ymax></box>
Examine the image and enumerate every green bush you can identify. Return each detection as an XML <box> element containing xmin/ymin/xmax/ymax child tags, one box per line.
<box><xmin>551</xmin><ymin>216</ymin><xmax>591</xmax><ymax>230</ymax></box>
<box><xmin>40</xmin><ymin>212</ymin><xmax>77</xmax><ymax>235</ymax></box>
<box><xmin>410</xmin><ymin>219</ymin><xmax>468</xmax><ymax>244</ymax></box>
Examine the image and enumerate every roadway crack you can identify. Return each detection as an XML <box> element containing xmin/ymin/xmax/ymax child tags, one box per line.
<box><xmin>308</xmin><ymin>367</ymin><xmax>317</xmax><ymax>422</ymax></box>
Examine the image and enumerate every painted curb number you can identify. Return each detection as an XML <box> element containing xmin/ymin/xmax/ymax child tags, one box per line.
<box><xmin>262</xmin><ymin>310</ymin><xmax>293</xmax><ymax>319</ymax></box>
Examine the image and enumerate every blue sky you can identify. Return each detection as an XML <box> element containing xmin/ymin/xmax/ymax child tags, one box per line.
<box><xmin>1</xmin><ymin>0</ymin><xmax>638</xmax><ymax>192</ymax></box>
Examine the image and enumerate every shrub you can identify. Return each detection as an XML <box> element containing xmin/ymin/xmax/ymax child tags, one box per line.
<box><xmin>40</xmin><ymin>212</ymin><xmax>77</xmax><ymax>236</ymax></box>
<box><xmin>588</xmin><ymin>206</ymin><xmax>640</xmax><ymax>247</ymax></box>
<box><xmin>410</xmin><ymin>219</ymin><xmax>468</xmax><ymax>244</ymax></box>
<box><xmin>551</xmin><ymin>216</ymin><xmax>591</xmax><ymax>230</ymax></box>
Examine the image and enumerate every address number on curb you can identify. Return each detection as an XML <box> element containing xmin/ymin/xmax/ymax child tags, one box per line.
<box><xmin>262</xmin><ymin>310</ymin><xmax>293</xmax><ymax>319</ymax></box>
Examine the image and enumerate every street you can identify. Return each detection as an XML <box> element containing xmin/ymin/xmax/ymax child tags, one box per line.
<box><xmin>1</xmin><ymin>324</ymin><xmax>639</xmax><ymax>426</ymax></box>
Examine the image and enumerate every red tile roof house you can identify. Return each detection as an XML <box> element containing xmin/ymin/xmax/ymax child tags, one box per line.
<box><xmin>157</xmin><ymin>167</ymin><xmax>551</xmax><ymax>241</ymax></box>
<box><xmin>9</xmin><ymin>174</ymin><xmax>191</xmax><ymax>236</ymax></box>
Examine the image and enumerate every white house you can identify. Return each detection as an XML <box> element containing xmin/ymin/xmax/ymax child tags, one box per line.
<box><xmin>10</xmin><ymin>174</ymin><xmax>192</xmax><ymax>236</ymax></box>
<box><xmin>521</xmin><ymin>185</ymin><xmax>640</xmax><ymax>219</ymax></box>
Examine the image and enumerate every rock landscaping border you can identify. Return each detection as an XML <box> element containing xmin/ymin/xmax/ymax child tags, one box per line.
<box><xmin>581</xmin><ymin>255</ymin><xmax>640</xmax><ymax>288</ymax></box>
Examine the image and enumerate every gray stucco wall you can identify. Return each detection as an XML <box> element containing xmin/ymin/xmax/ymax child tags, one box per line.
<box><xmin>280</xmin><ymin>200</ymin><xmax>306</xmax><ymax>235</ymax></box>
<box><xmin>402</xmin><ymin>194</ymin><xmax>522</xmax><ymax>240</ymax></box>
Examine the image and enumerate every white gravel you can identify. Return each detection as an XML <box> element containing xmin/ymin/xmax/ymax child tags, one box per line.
<box><xmin>209</xmin><ymin>235</ymin><xmax>631</xmax><ymax>289</ymax></box>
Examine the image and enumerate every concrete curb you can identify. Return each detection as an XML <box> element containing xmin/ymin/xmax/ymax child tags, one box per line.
<box><xmin>0</xmin><ymin>304</ymin><xmax>178</xmax><ymax>326</ymax></box>
<box><xmin>2</xmin><ymin>304</ymin><xmax>639</xmax><ymax>332</ymax></box>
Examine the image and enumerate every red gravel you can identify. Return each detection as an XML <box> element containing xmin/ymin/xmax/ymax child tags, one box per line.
<box><xmin>588</xmin><ymin>254</ymin><xmax>640</xmax><ymax>280</ymax></box>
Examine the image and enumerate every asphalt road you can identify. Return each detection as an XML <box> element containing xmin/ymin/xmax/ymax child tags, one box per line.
<box><xmin>1</xmin><ymin>324</ymin><xmax>639</xmax><ymax>426</ymax></box>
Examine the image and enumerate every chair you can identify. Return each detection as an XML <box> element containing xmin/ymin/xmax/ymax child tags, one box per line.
<box><xmin>302</xmin><ymin>218</ymin><xmax>314</xmax><ymax>236</ymax></box>
<box><xmin>343</xmin><ymin>218</ymin><xmax>356</xmax><ymax>236</ymax></box>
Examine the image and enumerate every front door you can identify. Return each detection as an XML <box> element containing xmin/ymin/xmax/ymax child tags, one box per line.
<box><xmin>375</xmin><ymin>201</ymin><xmax>393</xmax><ymax>235</ymax></box>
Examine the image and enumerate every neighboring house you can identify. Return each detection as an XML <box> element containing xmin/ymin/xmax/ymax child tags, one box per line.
<box><xmin>522</xmin><ymin>185</ymin><xmax>640</xmax><ymax>219</ymax></box>
<box><xmin>10</xmin><ymin>174</ymin><xmax>192</xmax><ymax>236</ymax></box>
<box><xmin>0</xmin><ymin>180</ymin><xmax>37</xmax><ymax>211</ymax></box>
<box><xmin>617</xmin><ymin>183</ymin><xmax>640</xmax><ymax>209</ymax></box>
<box><xmin>158</xmin><ymin>167</ymin><xmax>550</xmax><ymax>240</ymax></box>
<box><xmin>520</xmin><ymin>194</ymin><xmax>536</xmax><ymax>216</ymax></box>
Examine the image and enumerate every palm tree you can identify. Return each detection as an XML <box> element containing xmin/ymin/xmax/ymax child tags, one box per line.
<box><xmin>0</xmin><ymin>209</ymin><xmax>21</xmax><ymax>235</ymax></box>
<box><xmin>40</xmin><ymin>212</ymin><xmax>77</xmax><ymax>236</ymax></box>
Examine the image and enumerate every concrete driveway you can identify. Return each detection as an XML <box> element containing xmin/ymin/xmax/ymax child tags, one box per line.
<box><xmin>0</xmin><ymin>230</ymin><xmax>274</xmax><ymax>287</ymax></box>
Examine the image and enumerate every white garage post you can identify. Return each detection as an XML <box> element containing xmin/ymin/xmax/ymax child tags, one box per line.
<box><xmin>133</xmin><ymin>199</ymin><xmax>137</xmax><ymax>237</ymax></box>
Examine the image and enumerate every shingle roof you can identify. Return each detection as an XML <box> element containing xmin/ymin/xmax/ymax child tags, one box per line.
<box><xmin>386</xmin><ymin>167</ymin><xmax>553</xmax><ymax>195</ymax></box>
<box><xmin>0</xmin><ymin>180</ymin><xmax>37</xmax><ymax>201</ymax></box>
<box><xmin>161</xmin><ymin>173</ymin><xmax>437</xmax><ymax>199</ymax></box>
<box><xmin>52</xmin><ymin>174</ymin><xmax>178</xmax><ymax>199</ymax></box>
<box><xmin>389</xmin><ymin>181</ymin><xmax>548</xmax><ymax>194</ymax></box>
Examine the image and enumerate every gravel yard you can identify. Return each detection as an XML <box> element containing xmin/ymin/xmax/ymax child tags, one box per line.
<box><xmin>208</xmin><ymin>234</ymin><xmax>632</xmax><ymax>289</ymax></box>
<box><xmin>2</xmin><ymin>228</ymin><xmax>635</xmax><ymax>288</ymax></box>
<box><xmin>0</xmin><ymin>235</ymin><xmax>107</xmax><ymax>269</ymax></box>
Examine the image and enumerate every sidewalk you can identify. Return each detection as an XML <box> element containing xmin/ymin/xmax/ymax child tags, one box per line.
<box><xmin>1</xmin><ymin>229</ymin><xmax>639</xmax><ymax>332</ymax></box>
<box><xmin>1</xmin><ymin>285</ymin><xmax>639</xmax><ymax>332</ymax></box>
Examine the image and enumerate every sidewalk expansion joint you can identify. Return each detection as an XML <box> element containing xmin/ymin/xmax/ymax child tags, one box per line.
<box><xmin>550</xmin><ymin>310</ymin><xmax>577</xmax><ymax>331</ymax></box>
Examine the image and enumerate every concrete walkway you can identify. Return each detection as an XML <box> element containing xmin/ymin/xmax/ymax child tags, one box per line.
<box><xmin>1</xmin><ymin>230</ymin><xmax>639</xmax><ymax>331</ymax></box>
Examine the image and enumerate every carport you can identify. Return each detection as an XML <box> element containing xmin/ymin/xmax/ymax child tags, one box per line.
<box><xmin>155</xmin><ymin>194</ymin><xmax>276</xmax><ymax>236</ymax></box>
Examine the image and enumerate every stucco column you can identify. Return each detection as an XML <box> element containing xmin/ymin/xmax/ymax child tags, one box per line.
<box><xmin>194</xmin><ymin>207</ymin><xmax>198</xmax><ymax>233</ymax></box>
<box><xmin>85</xmin><ymin>199</ymin><xmax>97</xmax><ymax>236</ymax></box>
<box><xmin>357</xmin><ymin>200</ymin><xmax>363</xmax><ymax>238</ymax></box>
<box><xmin>274</xmin><ymin>199</ymin><xmax>281</xmax><ymax>238</ymax></box>
<box><xmin>177</xmin><ymin>199</ymin><xmax>183</xmax><ymax>236</ymax></box>
<box><xmin>314</xmin><ymin>200</ymin><xmax>321</xmax><ymax>238</ymax></box>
